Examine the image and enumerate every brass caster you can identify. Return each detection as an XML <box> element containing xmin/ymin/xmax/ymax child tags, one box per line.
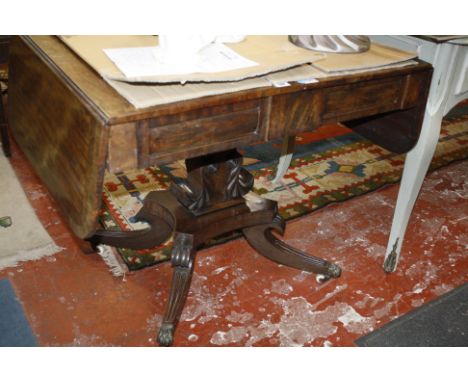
<box><xmin>157</xmin><ymin>323</ymin><xmax>175</xmax><ymax>346</ymax></box>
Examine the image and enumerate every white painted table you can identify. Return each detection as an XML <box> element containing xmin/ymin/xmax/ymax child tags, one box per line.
<box><xmin>274</xmin><ymin>35</ymin><xmax>468</xmax><ymax>272</ymax></box>
<box><xmin>370</xmin><ymin>36</ymin><xmax>468</xmax><ymax>271</ymax></box>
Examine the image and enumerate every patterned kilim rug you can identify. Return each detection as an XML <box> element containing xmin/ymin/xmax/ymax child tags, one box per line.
<box><xmin>99</xmin><ymin>102</ymin><xmax>468</xmax><ymax>273</ymax></box>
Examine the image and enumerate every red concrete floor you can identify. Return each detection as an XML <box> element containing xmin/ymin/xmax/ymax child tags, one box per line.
<box><xmin>1</xmin><ymin>132</ymin><xmax>467</xmax><ymax>347</ymax></box>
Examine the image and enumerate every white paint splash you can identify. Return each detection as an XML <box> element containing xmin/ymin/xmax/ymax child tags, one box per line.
<box><xmin>337</xmin><ymin>305</ymin><xmax>375</xmax><ymax>334</ymax></box>
<box><xmin>181</xmin><ymin>268</ymin><xmax>249</xmax><ymax>324</ymax></box>
<box><xmin>372</xmin><ymin>293</ymin><xmax>402</xmax><ymax>320</ymax></box>
<box><xmin>364</xmin><ymin>243</ymin><xmax>387</xmax><ymax>260</ymax></box>
<box><xmin>209</xmin><ymin>291</ymin><xmax>375</xmax><ymax>347</ymax></box>
<box><xmin>338</xmin><ymin>307</ymin><xmax>366</xmax><ymax>325</ymax></box>
<box><xmin>210</xmin><ymin>326</ymin><xmax>250</xmax><ymax>345</ymax></box>
<box><xmin>411</xmin><ymin>298</ymin><xmax>425</xmax><ymax>308</ymax></box>
<box><xmin>355</xmin><ymin>294</ymin><xmax>383</xmax><ymax>309</ymax></box>
<box><xmin>188</xmin><ymin>334</ymin><xmax>199</xmax><ymax>342</ymax></box>
<box><xmin>313</xmin><ymin>284</ymin><xmax>348</xmax><ymax>308</ymax></box>
<box><xmin>433</xmin><ymin>283</ymin><xmax>454</xmax><ymax>296</ymax></box>
<box><xmin>226</xmin><ymin>311</ymin><xmax>253</xmax><ymax>324</ymax></box>
<box><xmin>292</xmin><ymin>271</ymin><xmax>311</xmax><ymax>282</ymax></box>
<box><xmin>211</xmin><ymin>265</ymin><xmax>231</xmax><ymax>275</ymax></box>
<box><xmin>271</xmin><ymin>279</ymin><xmax>293</xmax><ymax>296</ymax></box>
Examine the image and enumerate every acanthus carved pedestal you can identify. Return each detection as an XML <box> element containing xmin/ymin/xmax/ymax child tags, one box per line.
<box><xmin>90</xmin><ymin>149</ymin><xmax>341</xmax><ymax>346</ymax></box>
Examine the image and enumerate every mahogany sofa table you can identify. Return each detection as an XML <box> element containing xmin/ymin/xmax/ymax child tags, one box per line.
<box><xmin>8</xmin><ymin>36</ymin><xmax>432</xmax><ymax>346</ymax></box>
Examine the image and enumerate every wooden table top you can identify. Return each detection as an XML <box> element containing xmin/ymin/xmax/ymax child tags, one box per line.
<box><xmin>28</xmin><ymin>36</ymin><xmax>432</xmax><ymax>126</ymax></box>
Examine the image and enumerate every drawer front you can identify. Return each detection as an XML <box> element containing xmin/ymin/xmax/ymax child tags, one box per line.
<box><xmin>267</xmin><ymin>75</ymin><xmax>409</xmax><ymax>139</ymax></box>
<box><xmin>321</xmin><ymin>77</ymin><xmax>404</xmax><ymax>123</ymax></box>
<box><xmin>146</xmin><ymin>101</ymin><xmax>262</xmax><ymax>164</ymax></box>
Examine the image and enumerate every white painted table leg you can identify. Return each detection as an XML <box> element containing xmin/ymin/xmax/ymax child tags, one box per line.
<box><xmin>272</xmin><ymin>135</ymin><xmax>295</xmax><ymax>183</ymax></box>
<box><xmin>383</xmin><ymin>111</ymin><xmax>444</xmax><ymax>272</ymax></box>
<box><xmin>383</xmin><ymin>42</ymin><xmax>462</xmax><ymax>272</ymax></box>
<box><xmin>272</xmin><ymin>153</ymin><xmax>293</xmax><ymax>183</ymax></box>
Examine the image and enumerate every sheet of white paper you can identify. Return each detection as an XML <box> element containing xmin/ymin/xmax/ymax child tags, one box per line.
<box><xmin>103</xmin><ymin>43</ymin><xmax>259</xmax><ymax>80</ymax></box>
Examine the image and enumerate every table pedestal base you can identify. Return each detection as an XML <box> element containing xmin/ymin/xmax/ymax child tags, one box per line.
<box><xmin>90</xmin><ymin>150</ymin><xmax>341</xmax><ymax>346</ymax></box>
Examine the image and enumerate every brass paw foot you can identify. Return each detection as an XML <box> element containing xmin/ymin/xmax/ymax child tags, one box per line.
<box><xmin>157</xmin><ymin>323</ymin><xmax>174</xmax><ymax>346</ymax></box>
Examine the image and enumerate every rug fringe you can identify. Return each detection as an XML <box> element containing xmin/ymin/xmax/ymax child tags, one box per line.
<box><xmin>96</xmin><ymin>245</ymin><xmax>128</xmax><ymax>278</ymax></box>
<box><xmin>0</xmin><ymin>243</ymin><xmax>63</xmax><ymax>271</ymax></box>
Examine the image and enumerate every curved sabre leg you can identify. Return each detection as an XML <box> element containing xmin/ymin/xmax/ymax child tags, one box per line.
<box><xmin>90</xmin><ymin>217</ymin><xmax>173</xmax><ymax>250</ymax></box>
<box><xmin>88</xmin><ymin>191</ymin><xmax>175</xmax><ymax>250</ymax></box>
<box><xmin>243</xmin><ymin>214</ymin><xmax>341</xmax><ymax>279</ymax></box>
<box><xmin>157</xmin><ymin>232</ymin><xmax>195</xmax><ymax>346</ymax></box>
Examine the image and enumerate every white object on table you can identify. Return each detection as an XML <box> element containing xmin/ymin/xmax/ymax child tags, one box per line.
<box><xmin>158</xmin><ymin>34</ymin><xmax>216</xmax><ymax>65</ymax></box>
<box><xmin>103</xmin><ymin>35</ymin><xmax>254</xmax><ymax>80</ymax></box>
